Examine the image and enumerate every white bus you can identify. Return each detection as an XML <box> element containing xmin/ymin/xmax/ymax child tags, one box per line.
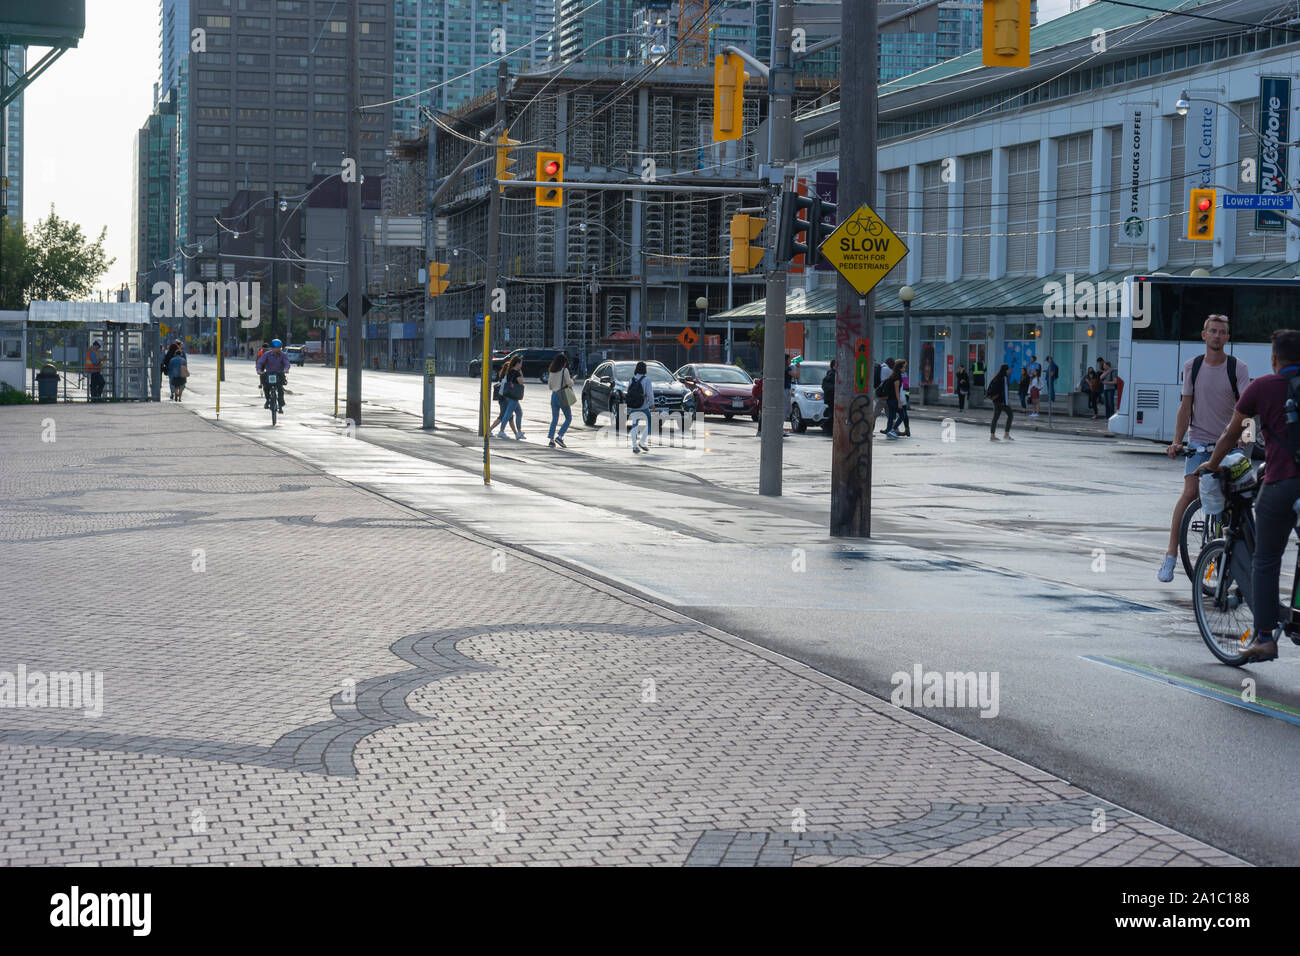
<box><xmin>1112</xmin><ymin>274</ymin><xmax>1300</xmax><ymax>442</ymax></box>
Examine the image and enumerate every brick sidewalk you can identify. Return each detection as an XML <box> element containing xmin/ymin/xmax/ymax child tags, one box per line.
<box><xmin>0</xmin><ymin>405</ymin><xmax>1237</xmax><ymax>865</ymax></box>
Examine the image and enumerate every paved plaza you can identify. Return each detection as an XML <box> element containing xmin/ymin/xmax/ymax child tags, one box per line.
<box><xmin>0</xmin><ymin>404</ymin><xmax>1242</xmax><ymax>865</ymax></box>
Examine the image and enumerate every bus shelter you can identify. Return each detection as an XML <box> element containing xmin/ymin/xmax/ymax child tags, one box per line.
<box><xmin>24</xmin><ymin>301</ymin><xmax>160</xmax><ymax>402</ymax></box>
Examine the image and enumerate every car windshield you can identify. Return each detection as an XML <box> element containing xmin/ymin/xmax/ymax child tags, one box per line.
<box><xmin>696</xmin><ymin>366</ymin><xmax>752</xmax><ymax>384</ymax></box>
<box><xmin>614</xmin><ymin>362</ymin><xmax>675</xmax><ymax>384</ymax></box>
<box><xmin>797</xmin><ymin>364</ymin><xmax>829</xmax><ymax>385</ymax></box>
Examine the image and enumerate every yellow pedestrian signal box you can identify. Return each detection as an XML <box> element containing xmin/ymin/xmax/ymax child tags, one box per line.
<box><xmin>428</xmin><ymin>261</ymin><xmax>450</xmax><ymax>296</ymax></box>
<box><xmin>730</xmin><ymin>214</ymin><xmax>765</xmax><ymax>274</ymax></box>
<box><xmin>494</xmin><ymin>131</ymin><xmax>519</xmax><ymax>191</ymax></box>
<box><xmin>1188</xmin><ymin>188</ymin><xmax>1216</xmax><ymax>240</ymax></box>
<box><xmin>713</xmin><ymin>53</ymin><xmax>747</xmax><ymax>142</ymax></box>
<box><xmin>535</xmin><ymin>152</ymin><xmax>564</xmax><ymax>207</ymax></box>
<box><xmin>982</xmin><ymin>0</ymin><xmax>1030</xmax><ymax>68</ymax></box>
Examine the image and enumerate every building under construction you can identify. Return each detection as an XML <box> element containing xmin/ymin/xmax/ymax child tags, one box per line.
<box><xmin>380</xmin><ymin>58</ymin><xmax>831</xmax><ymax>373</ymax></box>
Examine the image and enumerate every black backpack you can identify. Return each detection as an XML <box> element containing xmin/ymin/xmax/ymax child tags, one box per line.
<box><xmin>874</xmin><ymin>376</ymin><xmax>893</xmax><ymax>399</ymax></box>
<box><xmin>626</xmin><ymin>375</ymin><xmax>645</xmax><ymax>408</ymax></box>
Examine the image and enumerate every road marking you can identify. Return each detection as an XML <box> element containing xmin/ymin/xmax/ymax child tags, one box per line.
<box><xmin>1081</xmin><ymin>654</ymin><xmax>1300</xmax><ymax>726</ymax></box>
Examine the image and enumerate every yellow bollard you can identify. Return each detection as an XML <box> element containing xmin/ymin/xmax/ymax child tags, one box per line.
<box><xmin>481</xmin><ymin>314</ymin><xmax>492</xmax><ymax>484</ymax></box>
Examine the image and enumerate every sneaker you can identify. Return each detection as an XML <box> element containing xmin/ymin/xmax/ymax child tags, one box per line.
<box><xmin>1029</xmin><ymin>413</ymin><xmax>1039</xmax><ymax>418</ymax></box>
<box><xmin>1240</xmin><ymin>634</ymin><xmax>1279</xmax><ymax>662</ymax></box>
<box><xmin>1157</xmin><ymin>555</ymin><xmax>1177</xmax><ymax>582</ymax></box>
<box><xmin>1003</xmin><ymin>433</ymin><xmax>1014</xmax><ymax>441</ymax></box>
<box><xmin>639</xmin><ymin>442</ymin><xmax>649</xmax><ymax>452</ymax></box>
<box><xmin>555</xmin><ymin>436</ymin><xmax>566</xmax><ymax>448</ymax></box>
<box><xmin>496</xmin><ymin>431</ymin><xmax>507</xmax><ymax>439</ymax></box>
<box><xmin>990</xmin><ymin>434</ymin><xmax>1000</xmax><ymax>441</ymax></box>
<box><xmin>632</xmin><ymin>444</ymin><xmax>640</xmax><ymax>454</ymax></box>
<box><xmin>885</xmin><ymin>431</ymin><xmax>898</xmax><ymax>440</ymax></box>
<box><xmin>548</xmin><ymin>439</ymin><xmax>556</xmax><ymax>448</ymax></box>
<box><xmin>518</xmin><ymin>432</ymin><xmax>526</xmax><ymax>439</ymax></box>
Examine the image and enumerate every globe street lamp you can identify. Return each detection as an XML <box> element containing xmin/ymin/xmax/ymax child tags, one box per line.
<box><xmin>695</xmin><ymin>295</ymin><xmax>709</xmax><ymax>351</ymax></box>
<box><xmin>899</xmin><ymin>285</ymin><xmax>915</xmax><ymax>391</ymax></box>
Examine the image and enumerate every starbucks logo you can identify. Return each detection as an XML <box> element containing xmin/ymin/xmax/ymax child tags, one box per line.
<box><xmin>1122</xmin><ymin>217</ymin><xmax>1145</xmax><ymax>239</ymax></box>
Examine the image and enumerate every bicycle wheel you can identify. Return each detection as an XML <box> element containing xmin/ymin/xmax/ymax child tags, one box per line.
<box><xmin>1179</xmin><ymin>498</ymin><xmax>1222</xmax><ymax>586</ymax></box>
<box><xmin>268</xmin><ymin>389</ymin><xmax>277</xmax><ymax>426</ymax></box>
<box><xmin>1192</xmin><ymin>540</ymin><xmax>1251</xmax><ymax>666</ymax></box>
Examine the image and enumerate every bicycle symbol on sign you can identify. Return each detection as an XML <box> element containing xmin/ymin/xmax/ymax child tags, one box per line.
<box><xmin>843</xmin><ymin>216</ymin><xmax>884</xmax><ymax>238</ymax></box>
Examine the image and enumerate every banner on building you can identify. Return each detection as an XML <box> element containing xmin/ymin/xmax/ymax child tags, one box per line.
<box><xmin>1118</xmin><ymin>104</ymin><xmax>1152</xmax><ymax>246</ymax></box>
<box><xmin>1257</xmin><ymin>76</ymin><xmax>1291</xmax><ymax>232</ymax></box>
<box><xmin>1184</xmin><ymin>99</ymin><xmax>1218</xmax><ymax>194</ymax></box>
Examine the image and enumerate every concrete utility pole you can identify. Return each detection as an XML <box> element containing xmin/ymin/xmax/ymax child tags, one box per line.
<box><xmin>830</xmin><ymin>0</ymin><xmax>878</xmax><ymax>537</ymax></box>
<box><xmin>422</xmin><ymin>118</ymin><xmax>438</xmax><ymax>429</ymax></box>
<box><xmin>345</xmin><ymin>0</ymin><xmax>364</xmax><ymax>425</ymax></box>
<box><xmin>270</xmin><ymin>188</ymin><xmax>280</xmax><ymax>344</ymax></box>
<box><xmin>479</xmin><ymin>62</ymin><xmax>508</xmax><ymax>437</ymax></box>
<box><xmin>759</xmin><ymin>0</ymin><xmax>795</xmax><ymax>497</ymax></box>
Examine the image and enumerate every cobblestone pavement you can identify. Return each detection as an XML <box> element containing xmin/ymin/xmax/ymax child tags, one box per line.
<box><xmin>0</xmin><ymin>405</ymin><xmax>1241</xmax><ymax>865</ymax></box>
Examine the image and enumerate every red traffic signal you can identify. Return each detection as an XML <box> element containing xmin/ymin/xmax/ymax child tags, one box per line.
<box><xmin>542</xmin><ymin>159</ymin><xmax>560</xmax><ymax>176</ymax></box>
<box><xmin>1196</xmin><ymin>195</ymin><xmax>1213</xmax><ymax>211</ymax></box>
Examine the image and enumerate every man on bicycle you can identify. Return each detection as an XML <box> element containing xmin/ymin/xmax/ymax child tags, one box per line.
<box><xmin>256</xmin><ymin>338</ymin><xmax>290</xmax><ymax>411</ymax></box>
<box><xmin>1160</xmin><ymin>314</ymin><xmax>1248</xmax><ymax>581</ymax></box>
<box><xmin>1196</xmin><ymin>328</ymin><xmax>1300</xmax><ymax>662</ymax></box>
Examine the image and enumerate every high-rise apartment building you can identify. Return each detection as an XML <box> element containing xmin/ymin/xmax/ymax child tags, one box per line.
<box><xmin>132</xmin><ymin>90</ymin><xmax>178</xmax><ymax>301</ymax></box>
<box><xmin>4</xmin><ymin>45</ymin><xmax>24</xmax><ymax>223</ymax></box>
<box><xmin>391</xmin><ymin>0</ymin><xmax>556</xmax><ymax>132</ymax></box>
<box><xmin>143</xmin><ymin>1</ymin><xmax>393</xmax><ymax>286</ymax></box>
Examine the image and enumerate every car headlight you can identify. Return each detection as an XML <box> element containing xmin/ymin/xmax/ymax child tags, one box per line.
<box><xmin>699</xmin><ymin>385</ymin><xmax>716</xmax><ymax>397</ymax></box>
<box><xmin>806</xmin><ymin>390</ymin><xmax>823</xmax><ymax>401</ymax></box>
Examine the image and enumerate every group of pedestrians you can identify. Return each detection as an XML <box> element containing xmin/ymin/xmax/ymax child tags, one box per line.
<box><xmin>1080</xmin><ymin>357</ymin><xmax>1118</xmax><ymax>419</ymax></box>
<box><xmin>490</xmin><ymin>352</ymin><xmax>577</xmax><ymax>447</ymax></box>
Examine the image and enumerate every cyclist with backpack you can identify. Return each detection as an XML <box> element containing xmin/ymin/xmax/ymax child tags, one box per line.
<box><xmin>1159</xmin><ymin>314</ymin><xmax>1249</xmax><ymax>581</ymax></box>
<box><xmin>1194</xmin><ymin>328</ymin><xmax>1300</xmax><ymax>662</ymax></box>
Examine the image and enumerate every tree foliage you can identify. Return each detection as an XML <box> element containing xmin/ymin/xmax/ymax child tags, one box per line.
<box><xmin>0</xmin><ymin>206</ymin><xmax>115</xmax><ymax>310</ymax></box>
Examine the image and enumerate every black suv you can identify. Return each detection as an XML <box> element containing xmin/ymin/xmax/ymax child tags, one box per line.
<box><xmin>580</xmin><ymin>360</ymin><xmax>696</xmax><ymax>426</ymax></box>
<box><xmin>468</xmin><ymin>349</ymin><xmax>511</xmax><ymax>378</ymax></box>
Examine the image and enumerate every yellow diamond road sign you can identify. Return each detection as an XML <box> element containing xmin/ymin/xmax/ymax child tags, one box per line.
<box><xmin>821</xmin><ymin>202</ymin><xmax>909</xmax><ymax>297</ymax></box>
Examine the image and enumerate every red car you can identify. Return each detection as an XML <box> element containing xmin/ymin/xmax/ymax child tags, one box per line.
<box><xmin>675</xmin><ymin>363</ymin><xmax>757</xmax><ymax>420</ymax></box>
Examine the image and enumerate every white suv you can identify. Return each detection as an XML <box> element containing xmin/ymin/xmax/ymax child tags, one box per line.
<box><xmin>788</xmin><ymin>361</ymin><xmax>830</xmax><ymax>433</ymax></box>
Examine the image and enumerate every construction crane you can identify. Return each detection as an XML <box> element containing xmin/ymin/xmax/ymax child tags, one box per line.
<box><xmin>677</xmin><ymin>0</ymin><xmax>712</xmax><ymax>66</ymax></box>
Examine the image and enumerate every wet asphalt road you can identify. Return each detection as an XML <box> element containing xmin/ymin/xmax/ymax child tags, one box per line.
<box><xmin>192</xmin><ymin>358</ymin><xmax>1300</xmax><ymax>864</ymax></box>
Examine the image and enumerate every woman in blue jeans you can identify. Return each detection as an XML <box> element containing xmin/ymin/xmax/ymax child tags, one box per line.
<box><xmin>546</xmin><ymin>352</ymin><xmax>575</xmax><ymax>447</ymax></box>
<box><xmin>497</xmin><ymin>359</ymin><xmax>525</xmax><ymax>439</ymax></box>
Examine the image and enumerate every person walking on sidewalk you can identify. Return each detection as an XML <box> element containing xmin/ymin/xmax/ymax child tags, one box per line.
<box><xmin>986</xmin><ymin>363</ymin><xmax>1014</xmax><ymax>441</ymax></box>
<box><xmin>881</xmin><ymin>362</ymin><xmax>903</xmax><ymax>439</ymax></box>
<box><xmin>820</xmin><ymin>359</ymin><xmax>836</xmax><ymax>435</ymax></box>
<box><xmin>627</xmin><ymin>361</ymin><xmax>654</xmax><ymax>453</ymax></box>
<box><xmin>488</xmin><ymin>356</ymin><xmax>515</xmax><ymax>434</ymax></box>
<box><xmin>498</xmin><ymin>357</ymin><xmax>526</xmax><ymax>440</ymax></box>
<box><xmin>753</xmin><ymin>375</ymin><xmax>763</xmax><ymax>436</ymax></box>
<box><xmin>956</xmin><ymin>366</ymin><xmax>970</xmax><ymax>411</ymax></box>
<box><xmin>1046</xmin><ymin>355</ymin><xmax>1059</xmax><ymax>404</ymax></box>
<box><xmin>1158</xmin><ymin>314</ymin><xmax>1248</xmax><ymax>582</ymax></box>
<box><xmin>896</xmin><ymin>359</ymin><xmax>913</xmax><ymax>437</ymax></box>
<box><xmin>166</xmin><ymin>342</ymin><xmax>188</xmax><ymax>402</ymax></box>
<box><xmin>1086</xmin><ymin>367</ymin><xmax>1102</xmax><ymax>418</ymax></box>
<box><xmin>546</xmin><ymin>352</ymin><xmax>575</xmax><ymax>448</ymax></box>
<box><xmin>876</xmin><ymin>358</ymin><xmax>895</xmax><ymax>433</ymax></box>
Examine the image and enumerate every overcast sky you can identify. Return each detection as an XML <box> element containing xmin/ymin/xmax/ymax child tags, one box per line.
<box><xmin>20</xmin><ymin>0</ymin><xmax>1074</xmax><ymax>298</ymax></box>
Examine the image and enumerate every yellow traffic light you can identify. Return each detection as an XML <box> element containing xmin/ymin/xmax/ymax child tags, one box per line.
<box><xmin>494</xmin><ymin>130</ymin><xmax>519</xmax><ymax>192</ymax></box>
<box><xmin>535</xmin><ymin>152</ymin><xmax>564</xmax><ymax>207</ymax></box>
<box><xmin>982</xmin><ymin>0</ymin><xmax>1030</xmax><ymax>68</ymax></box>
<box><xmin>729</xmin><ymin>214</ymin><xmax>765</xmax><ymax>274</ymax></box>
<box><xmin>428</xmin><ymin>261</ymin><xmax>450</xmax><ymax>296</ymax></box>
<box><xmin>1188</xmin><ymin>188</ymin><xmax>1216</xmax><ymax>240</ymax></box>
<box><xmin>712</xmin><ymin>53</ymin><xmax>747</xmax><ymax>142</ymax></box>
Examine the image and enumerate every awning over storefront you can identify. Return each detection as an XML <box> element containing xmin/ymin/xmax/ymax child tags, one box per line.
<box><xmin>715</xmin><ymin>260</ymin><xmax>1300</xmax><ymax>321</ymax></box>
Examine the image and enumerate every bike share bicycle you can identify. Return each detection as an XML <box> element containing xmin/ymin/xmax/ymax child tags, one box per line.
<box><xmin>1192</xmin><ymin>450</ymin><xmax>1300</xmax><ymax>664</ymax></box>
<box><xmin>261</xmin><ymin>370</ymin><xmax>285</xmax><ymax>426</ymax></box>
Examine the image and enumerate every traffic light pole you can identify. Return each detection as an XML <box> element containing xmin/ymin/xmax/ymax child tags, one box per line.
<box><xmin>423</xmin><ymin>117</ymin><xmax>438</xmax><ymax>430</ymax></box>
<box><xmin>479</xmin><ymin>62</ymin><xmax>508</xmax><ymax>438</ymax></box>
<box><xmin>830</xmin><ymin>0</ymin><xmax>878</xmax><ymax>537</ymax></box>
<box><xmin>759</xmin><ymin>0</ymin><xmax>795</xmax><ymax>497</ymax></box>
<box><xmin>345</xmin><ymin>0</ymin><xmax>364</xmax><ymax>426</ymax></box>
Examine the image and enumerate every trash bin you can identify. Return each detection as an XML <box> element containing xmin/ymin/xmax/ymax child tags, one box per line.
<box><xmin>36</xmin><ymin>365</ymin><xmax>60</xmax><ymax>404</ymax></box>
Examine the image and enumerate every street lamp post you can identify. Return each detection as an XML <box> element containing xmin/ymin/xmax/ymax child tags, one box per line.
<box><xmin>899</xmin><ymin>284</ymin><xmax>915</xmax><ymax>399</ymax></box>
<box><xmin>695</xmin><ymin>295</ymin><xmax>709</xmax><ymax>354</ymax></box>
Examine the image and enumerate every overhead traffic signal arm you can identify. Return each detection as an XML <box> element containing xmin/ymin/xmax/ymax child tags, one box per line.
<box><xmin>730</xmin><ymin>214</ymin><xmax>766</xmax><ymax>274</ymax></box>
<box><xmin>713</xmin><ymin>53</ymin><xmax>748</xmax><ymax>142</ymax></box>
<box><xmin>535</xmin><ymin>151</ymin><xmax>564</xmax><ymax>207</ymax></box>
<box><xmin>982</xmin><ymin>0</ymin><xmax>1030</xmax><ymax>69</ymax></box>
<box><xmin>1188</xmin><ymin>188</ymin><xmax>1216</xmax><ymax>240</ymax></box>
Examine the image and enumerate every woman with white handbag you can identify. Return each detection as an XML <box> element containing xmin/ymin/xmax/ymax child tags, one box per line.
<box><xmin>547</xmin><ymin>352</ymin><xmax>576</xmax><ymax>448</ymax></box>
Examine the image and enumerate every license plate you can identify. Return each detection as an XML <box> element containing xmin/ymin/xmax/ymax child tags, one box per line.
<box><xmin>267</xmin><ymin>374</ymin><xmax>277</xmax><ymax>383</ymax></box>
<box><xmin>731</xmin><ymin>399</ymin><xmax>744</xmax><ymax>408</ymax></box>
